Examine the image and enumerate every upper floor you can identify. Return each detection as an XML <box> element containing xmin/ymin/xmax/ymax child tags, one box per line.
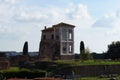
<box><xmin>41</xmin><ymin>22</ymin><xmax>75</xmax><ymax>42</ymax></box>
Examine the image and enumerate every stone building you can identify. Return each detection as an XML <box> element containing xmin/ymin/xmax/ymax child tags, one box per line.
<box><xmin>39</xmin><ymin>22</ymin><xmax>75</xmax><ymax>60</ymax></box>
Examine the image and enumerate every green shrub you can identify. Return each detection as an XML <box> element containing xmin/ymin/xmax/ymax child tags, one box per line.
<box><xmin>1</xmin><ymin>70</ymin><xmax>45</xmax><ymax>79</ymax></box>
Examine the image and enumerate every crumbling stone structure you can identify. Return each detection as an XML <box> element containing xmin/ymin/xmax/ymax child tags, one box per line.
<box><xmin>39</xmin><ymin>22</ymin><xmax>75</xmax><ymax>60</ymax></box>
<box><xmin>0</xmin><ymin>57</ymin><xmax>10</xmax><ymax>70</ymax></box>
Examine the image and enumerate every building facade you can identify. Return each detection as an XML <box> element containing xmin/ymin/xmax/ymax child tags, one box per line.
<box><xmin>39</xmin><ymin>22</ymin><xmax>75</xmax><ymax>60</ymax></box>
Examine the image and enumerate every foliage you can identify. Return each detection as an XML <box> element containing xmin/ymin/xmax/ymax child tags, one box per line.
<box><xmin>0</xmin><ymin>67</ymin><xmax>46</xmax><ymax>79</ymax></box>
<box><xmin>23</xmin><ymin>41</ymin><xmax>28</xmax><ymax>55</ymax></box>
<box><xmin>0</xmin><ymin>72</ymin><xmax>4</xmax><ymax>80</ymax></box>
<box><xmin>84</xmin><ymin>48</ymin><xmax>93</xmax><ymax>60</ymax></box>
<box><xmin>2</xmin><ymin>61</ymin><xmax>120</xmax><ymax>79</ymax></box>
<box><xmin>55</xmin><ymin>60</ymin><xmax>120</xmax><ymax>66</ymax></box>
<box><xmin>80</xmin><ymin>41</ymin><xmax>92</xmax><ymax>61</ymax></box>
<box><xmin>80</xmin><ymin>41</ymin><xmax>85</xmax><ymax>54</ymax></box>
<box><xmin>91</xmin><ymin>53</ymin><xmax>105</xmax><ymax>59</ymax></box>
<box><xmin>106</xmin><ymin>41</ymin><xmax>120</xmax><ymax>59</ymax></box>
<box><xmin>80</xmin><ymin>41</ymin><xmax>85</xmax><ymax>60</ymax></box>
<box><xmin>74</xmin><ymin>54</ymin><xmax>80</xmax><ymax>61</ymax></box>
<box><xmin>76</xmin><ymin>77</ymin><xmax>110</xmax><ymax>80</ymax></box>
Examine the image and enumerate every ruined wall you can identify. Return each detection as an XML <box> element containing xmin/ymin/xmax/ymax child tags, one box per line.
<box><xmin>0</xmin><ymin>57</ymin><xmax>10</xmax><ymax>70</ymax></box>
<box><xmin>74</xmin><ymin>65</ymin><xmax>120</xmax><ymax>77</ymax></box>
<box><xmin>60</xmin><ymin>55</ymin><xmax>74</xmax><ymax>60</ymax></box>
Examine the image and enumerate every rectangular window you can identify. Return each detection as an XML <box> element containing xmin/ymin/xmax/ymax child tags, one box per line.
<box><xmin>69</xmin><ymin>43</ymin><xmax>73</xmax><ymax>53</ymax></box>
<box><xmin>51</xmin><ymin>34</ymin><xmax>54</xmax><ymax>40</ymax></box>
<box><xmin>43</xmin><ymin>35</ymin><xmax>46</xmax><ymax>40</ymax></box>
<box><xmin>69</xmin><ymin>33</ymin><xmax>72</xmax><ymax>40</ymax></box>
<box><xmin>62</xmin><ymin>42</ymin><xmax>67</xmax><ymax>54</ymax></box>
<box><xmin>55</xmin><ymin>28</ymin><xmax>59</xmax><ymax>40</ymax></box>
<box><xmin>69</xmin><ymin>29</ymin><xmax>72</xmax><ymax>40</ymax></box>
<box><xmin>63</xmin><ymin>47</ymin><xmax>67</xmax><ymax>53</ymax></box>
<box><xmin>69</xmin><ymin>45</ymin><xmax>72</xmax><ymax>53</ymax></box>
<box><xmin>56</xmin><ymin>35</ymin><xmax>59</xmax><ymax>40</ymax></box>
<box><xmin>62</xmin><ymin>28</ymin><xmax>67</xmax><ymax>41</ymax></box>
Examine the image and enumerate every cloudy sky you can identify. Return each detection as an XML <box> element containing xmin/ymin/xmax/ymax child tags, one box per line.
<box><xmin>0</xmin><ymin>0</ymin><xmax>120</xmax><ymax>53</ymax></box>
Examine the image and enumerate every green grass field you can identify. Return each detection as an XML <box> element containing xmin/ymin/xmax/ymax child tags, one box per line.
<box><xmin>77</xmin><ymin>77</ymin><xmax>110</xmax><ymax>80</ymax></box>
<box><xmin>55</xmin><ymin>60</ymin><xmax>120</xmax><ymax>66</ymax></box>
<box><xmin>1</xmin><ymin>60</ymin><xmax>120</xmax><ymax>79</ymax></box>
<box><xmin>76</xmin><ymin>77</ymin><xmax>120</xmax><ymax>80</ymax></box>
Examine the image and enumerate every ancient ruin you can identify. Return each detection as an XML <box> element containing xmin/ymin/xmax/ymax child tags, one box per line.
<box><xmin>39</xmin><ymin>22</ymin><xmax>75</xmax><ymax>60</ymax></box>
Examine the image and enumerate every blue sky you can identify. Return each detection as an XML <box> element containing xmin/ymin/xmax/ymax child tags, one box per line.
<box><xmin>0</xmin><ymin>0</ymin><xmax>120</xmax><ymax>53</ymax></box>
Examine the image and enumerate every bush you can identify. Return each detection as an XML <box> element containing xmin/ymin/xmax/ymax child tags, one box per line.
<box><xmin>2</xmin><ymin>70</ymin><xmax>45</xmax><ymax>79</ymax></box>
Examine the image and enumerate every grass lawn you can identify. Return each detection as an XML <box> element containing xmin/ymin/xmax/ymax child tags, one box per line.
<box><xmin>0</xmin><ymin>67</ymin><xmax>46</xmax><ymax>73</ymax></box>
<box><xmin>1</xmin><ymin>60</ymin><xmax>120</xmax><ymax>79</ymax></box>
<box><xmin>0</xmin><ymin>67</ymin><xmax>19</xmax><ymax>72</ymax></box>
<box><xmin>55</xmin><ymin>60</ymin><xmax>120</xmax><ymax>66</ymax></box>
<box><xmin>77</xmin><ymin>77</ymin><xmax>110</xmax><ymax>80</ymax></box>
<box><xmin>76</xmin><ymin>76</ymin><xmax>120</xmax><ymax>80</ymax></box>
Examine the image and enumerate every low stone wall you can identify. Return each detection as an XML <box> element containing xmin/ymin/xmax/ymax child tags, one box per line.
<box><xmin>61</xmin><ymin>55</ymin><xmax>74</xmax><ymax>60</ymax></box>
<box><xmin>74</xmin><ymin>65</ymin><xmax>120</xmax><ymax>77</ymax></box>
<box><xmin>0</xmin><ymin>57</ymin><xmax>10</xmax><ymax>70</ymax></box>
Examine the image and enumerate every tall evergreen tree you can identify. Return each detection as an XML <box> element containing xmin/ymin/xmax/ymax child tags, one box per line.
<box><xmin>80</xmin><ymin>41</ymin><xmax>85</xmax><ymax>60</ymax></box>
<box><xmin>80</xmin><ymin>41</ymin><xmax>85</xmax><ymax>54</ymax></box>
<box><xmin>23</xmin><ymin>41</ymin><xmax>28</xmax><ymax>55</ymax></box>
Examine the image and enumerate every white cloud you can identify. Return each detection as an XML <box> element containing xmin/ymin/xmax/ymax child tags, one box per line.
<box><xmin>92</xmin><ymin>11</ymin><xmax>120</xmax><ymax>36</ymax></box>
<box><xmin>13</xmin><ymin>3</ymin><xmax>94</xmax><ymax>27</ymax></box>
<box><xmin>65</xmin><ymin>3</ymin><xmax>94</xmax><ymax>28</ymax></box>
<box><xmin>0</xmin><ymin>1</ymin><xmax>95</xmax><ymax>51</ymax></box>
<box><xmin>1</xmin><ymin>0</ymin><xmax>120</xmax><ymax>53</ymax></box>
<box><xmin>4</xmin><ymin>0</ymin><xmax>24</xmax><ymax>4</ymax></box>
<box><xmin>16</xmin><ymin>11</ymin><xmax>48</xmax><ymax>22</ymax></box>
<box><xmin>5</xmin><ymin>0</ymin><xmax>17</xmax><ymax>4</ymax></box>
<box><xmin>93</xmin><ymin>11</ymin><xmax>120</xmax><ymax>27</ymax></box>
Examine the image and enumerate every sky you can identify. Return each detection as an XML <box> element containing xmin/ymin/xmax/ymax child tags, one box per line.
<box><xmin>0</xmin><ymin>0</ymin><xmax>120</xmax><ymax>53</ymax></box>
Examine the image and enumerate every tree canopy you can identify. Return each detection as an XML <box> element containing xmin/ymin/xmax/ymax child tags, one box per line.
<box><xmin>106</xmin><ymin>41</ymin><xmax>120</xmax><ymax>59</ymax></box>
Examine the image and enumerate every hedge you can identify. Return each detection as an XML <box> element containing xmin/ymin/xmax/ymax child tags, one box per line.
<box><xmin>0</xmin><ymin>70</ymin><xmax>45</xmax><ymax>79</ymax></box>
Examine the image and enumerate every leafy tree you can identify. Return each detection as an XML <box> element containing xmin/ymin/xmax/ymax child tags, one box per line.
<box><xmin>85</xmin><ymin>48</ymin><xmax>92</xmax><ymax>60</ymax></box>
<box><xmin>23</xmin><ymin>41</ymin><xmax>28</xmax><ymax>56</ymax></box>
<box><xmin>106</xmin><ymin>41</ymin><xmax>120</xmax><ymax>60</ymax></box>
<box><xmin>0</xmin><ymin>73</ymin><xmax>4</xmax><ymax>80</ymax></box>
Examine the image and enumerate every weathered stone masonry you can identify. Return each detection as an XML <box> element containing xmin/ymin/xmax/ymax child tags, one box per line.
<box><xmin>39</xmin><ymin>22</ymin><xmax>75</xmax><ymax>60</ymax></box>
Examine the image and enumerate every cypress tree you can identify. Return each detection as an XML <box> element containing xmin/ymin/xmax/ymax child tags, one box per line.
<box><xmin>23</xmin><ymin>41</ymin><xmax>28</xmax><ymax>55</ymax></box>
<box><xmin>80</xmin><ymin>41</ymin><xmax>85</xmax><ymax>54</ymax></box>
<box><xmin>80</xmin><ymin>41</ymin><xmax>85</xmax><ymax>60</ymax></box>
<box><xmin>80</xmin><ymin>41</ymin><xmax>92</xmax><ymax>60</ymax></box>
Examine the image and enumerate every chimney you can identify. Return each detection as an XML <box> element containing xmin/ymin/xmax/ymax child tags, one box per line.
<box><xmin>44</xmin><ymin>26</ymin><xmax>47</xmax><ymax>29</ymax></box>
